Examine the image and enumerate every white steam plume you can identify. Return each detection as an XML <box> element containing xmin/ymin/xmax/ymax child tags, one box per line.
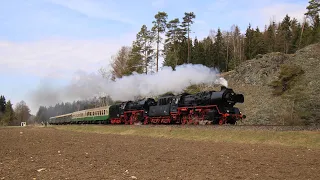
<box><xmin>29</xmin><ymin>64</ymin><xmax>228</xmax><ymax>109</ymax></box>
<box><xmin>106</xmin><ymin>64</ymin><xmax>227</xmax><ymax>100</ymax></box>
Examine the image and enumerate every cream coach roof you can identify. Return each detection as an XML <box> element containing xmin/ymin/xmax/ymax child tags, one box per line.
<box><xmin>51</xmin><ymin>113</ymin><xmax>73</xmax><ymax>118</ymax></box>
<box><xmin>50</xmin><ymin>105</ymin><xmax>110</xmax><ymax>119</ymax></box>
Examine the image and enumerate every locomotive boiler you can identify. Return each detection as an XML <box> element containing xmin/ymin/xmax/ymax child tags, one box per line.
<box><xmin>179</xmin><ymin>86</ymin><xmax>244</xmax><ymax>107</ymax></box>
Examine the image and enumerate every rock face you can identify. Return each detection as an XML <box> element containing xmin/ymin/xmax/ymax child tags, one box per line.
<box><xmin>223</xmin><ymin>43</ymin><xmax>320</xmax><ymax>125</ymax></box>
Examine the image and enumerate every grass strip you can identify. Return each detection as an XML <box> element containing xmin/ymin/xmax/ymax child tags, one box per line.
<box><xmin>52</xmin><ymin>125</ymin><xmax>320</xmax><ymax>149</ymax></box>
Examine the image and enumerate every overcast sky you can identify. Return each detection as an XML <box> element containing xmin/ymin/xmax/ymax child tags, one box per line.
<box><xmin>0</xmin><ymin>0</ymin><xmax>308</xmax><ymax>114</ymax></box>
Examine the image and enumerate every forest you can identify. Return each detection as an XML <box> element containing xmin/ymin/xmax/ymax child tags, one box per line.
<box><xmin>106</xmin><ymin>0</ymin><xmax>319</xmax><ymax>80</ymax></box>
<box><xmin>1</xmin><ymin>0</ymin><xmax>319</xmax><ymax>125</ymax></box>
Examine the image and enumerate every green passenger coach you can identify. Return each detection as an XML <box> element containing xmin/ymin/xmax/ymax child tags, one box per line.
<box><xmin>49</xmin><ymin>106</ymin><xmax>110</xmax><ymax>125</ymax></box>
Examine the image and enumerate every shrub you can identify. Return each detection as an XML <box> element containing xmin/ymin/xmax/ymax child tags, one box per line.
<box><xmin>269</xmin><ymin>64</ymin><xmax>304</xmax><ymax>95</ymax></box>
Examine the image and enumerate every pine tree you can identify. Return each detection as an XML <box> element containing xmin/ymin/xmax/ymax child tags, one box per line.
<box><xmin>177</xmin><ymin>38</ymin><xmax>189</xmax><ymax>65</ymax></box>
<box><xmin>35</xmin><ymin>106</ymin><xmax>48</xmax><ymax>123</ymax></box>
<box><xmin>127</xmin><ymin>43</ymin><xmax>144</xmax><ymax>74</ymax></box>
<box><xmin>181</xmin><ymin>12</ymin><xmax>196</xmax><ymax>63</ymax></box>
<box><xmin>0</xmin><ymin>95</ymin><xmax>6</xmax><ymax>113</ymax></box>
<box><xmin>305</xmin><ymin>0</ymin><xmax>320</xmax><ymax>27</ymax></box>
<box><xmin>163</xmin><ymin>18</ymin><xmax>184</xmax><ymax>69</ymax></box>
<box><xmin>191</xmin><ymin>37</ymin><xmax>205</xmax><ymax>64</ymax></box>
<box><xmin>202</xmin><ymin>36</ymin><xmax>215</xmax><ymax>67</ymax></box>
<box><xmin>289</xmin><ymin>18</ymin><xmax>301</xmax><ymax>53</ymax></box>
<box><xmin>263</xmin><ymin>22</ymin><xmax>276</xmax><ymax>53</ymax></box>
<box><xmin>304</xmin><ymin>0</ymin><xmax>320</xmax><ymax>43</ymax></box>
<box><xmin>152</xmin><ymin>11</ymin><xmax>168</xmax><ymax>72</ymax></box>
<box><xmin>230</xmin><ymin>25</ymin><xmax>242</xmax><ymax>68</ymax></box>
<box><xmin>253</xmin><ymin>27</ymin><xmax>267</xmax><ymax>56</ymax></box>
<box><xmin>1</xmin><ymin>100</ymin><xmax>14</xmax><ymax>126</ymax></box>
<box><xmin>244</xmin><ymin>24</ymin><xmax>255</xmax><ymax>59</ymax></box>
<box><xmin>279</xmin><ymin>14</ymin><xmax>293</xmax><ymax>53</ymax></box>
<box><xmin>313</xmin><ymin>14</ymin><xmax>320</xmax><ymax>42</ymax></box>
<box><xmin>299</xmin><ymin>20</ymin><xmax>314</xmax><ymax>48</ymax></box>
<box><xmin>223</xmin><ymin>31</ymin><xmax>233</xmax><ymax>71</ymax></box>
<box><xmin>213</xmin><ymin>28</ymin><xmax>226</xmax><ymax>71</ymax></box>
<box><xmin>133</xmin><ymin>25</ymin><xmax>155</xmax><ymax>74</ymax></box>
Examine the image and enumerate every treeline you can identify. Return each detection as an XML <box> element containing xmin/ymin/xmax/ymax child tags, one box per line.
<box><xmin>0</xmin><ymin>95</ymin><xmax>32</xmax><ymax>126</ymax></box>
<box><xmin>109</xmin><ymin>0</ymin><xmax>320</xmax><ymax>78</ymax></box>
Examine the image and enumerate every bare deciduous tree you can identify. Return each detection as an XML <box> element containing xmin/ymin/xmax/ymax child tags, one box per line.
<box><xmin>110</xmin><ymin>46</ymin><xmax>132</xmax><ymax>80</ymax></box>
<box><xmin>14</xmin><ymin>100</ymin><xmax>31</xmax><ymax>125</ymax></box>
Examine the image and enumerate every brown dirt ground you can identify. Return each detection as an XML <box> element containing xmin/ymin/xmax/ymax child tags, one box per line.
<box><xmin>0</xmin><ymin>126</ymin><xmax>319</xmax><ymax>180</ymax></box>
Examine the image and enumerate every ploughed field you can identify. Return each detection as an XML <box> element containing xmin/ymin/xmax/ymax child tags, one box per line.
<box><xmin>0</xmin><ymin>125</ymin><xmax>319</xmax><ymax>180</ymax></box>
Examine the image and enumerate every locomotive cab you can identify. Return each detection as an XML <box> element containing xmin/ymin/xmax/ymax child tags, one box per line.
<box><xmin>149</xmin><ymin>95</ymin><xmax>174</xmax><ymax>117</ymax></box>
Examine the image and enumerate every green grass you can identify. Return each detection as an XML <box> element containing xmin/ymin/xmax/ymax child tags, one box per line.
<box><xmin>52</xmin><ymin>125</ymin><xmax>320</xmax><ymax>149</ymax></box>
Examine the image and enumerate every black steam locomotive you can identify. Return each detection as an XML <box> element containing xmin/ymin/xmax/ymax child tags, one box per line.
<box><xmin>109</xmin><ymin>86</ymin><xmax>246</xmax><ymax>125</ymax></box>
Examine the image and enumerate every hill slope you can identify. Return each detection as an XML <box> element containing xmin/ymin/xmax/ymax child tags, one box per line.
<box><xmin>222</xmin><ymin>43</ymin><xmax>320</xmax><ymax>125</ymax></box>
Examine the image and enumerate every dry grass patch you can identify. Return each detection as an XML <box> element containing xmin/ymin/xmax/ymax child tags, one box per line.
<box><xmin>53</xmin><ymin>125</ymin><xmax>320</xmax><ymax>149</ymax></box>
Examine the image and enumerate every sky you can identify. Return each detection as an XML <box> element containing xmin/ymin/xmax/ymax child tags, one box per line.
<box><xmin>0</xmin><ymin>0</ymin><xmax>309</xmax><ymax>114</ymax></box>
